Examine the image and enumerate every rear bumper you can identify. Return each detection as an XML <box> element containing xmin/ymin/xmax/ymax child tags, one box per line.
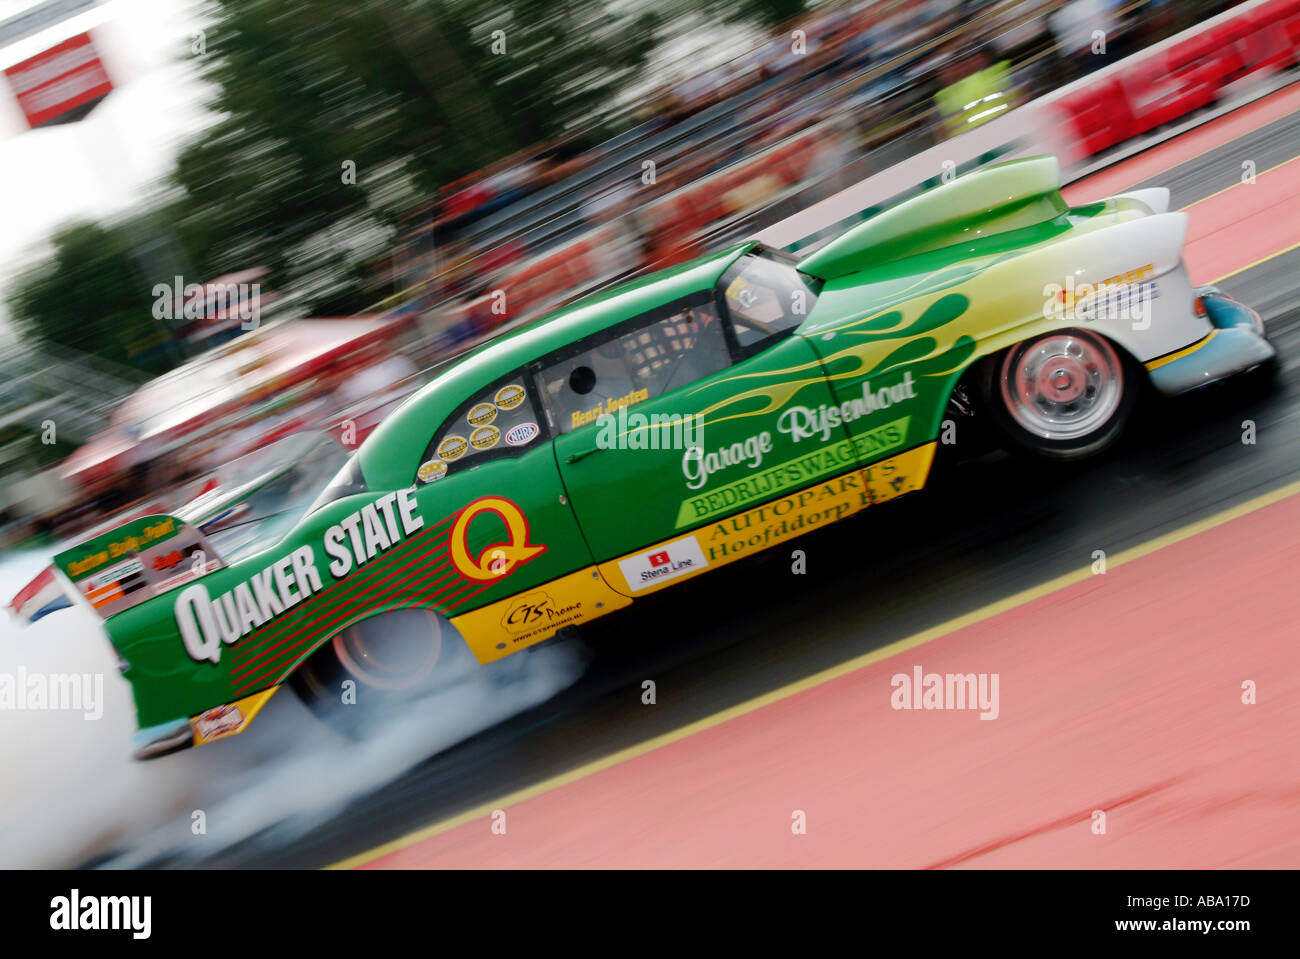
<box><xmin>1146</xmin><ymin>287</ymin><xmax>1274</xmax><ymax>395</ymax></box>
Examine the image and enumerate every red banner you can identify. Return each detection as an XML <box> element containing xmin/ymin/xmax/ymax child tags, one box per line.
<box><xmin>4</xmin><ymin>32</ymin><xmax>113</xmax><ymax>128</ymax></box>
<box><xmin>1053</xmin><ymin>0</ymin><xmax>1300</xmax><ymax>160</ymax></box>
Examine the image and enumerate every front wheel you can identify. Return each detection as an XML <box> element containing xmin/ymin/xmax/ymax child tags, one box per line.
<box><xmin>986</xmin><ymin>329</ymin><xmax>1137</xmax><ymax>460</ymax></box>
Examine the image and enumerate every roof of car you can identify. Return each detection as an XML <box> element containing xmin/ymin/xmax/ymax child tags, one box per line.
<box><xmin>358</xmin><ymin>240</ymin><xmax>753</xmax><ymax>489</ymax></box>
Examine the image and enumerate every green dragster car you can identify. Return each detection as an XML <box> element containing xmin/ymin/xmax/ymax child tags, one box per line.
<box><xmin>19</xmin><ymin>157</ymin><xmax>1274</xmax><ymax>757</ymax></box>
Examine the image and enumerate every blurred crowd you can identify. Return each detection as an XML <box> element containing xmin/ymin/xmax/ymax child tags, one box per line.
<box><xmin>0</xmin><ymin>0</ymin><xmax>1254</xmax><ymax>546</ymax></box>
<box><xmin>389</xmin><ymin>0</ymin><xmax>1228</xmax><ymax>357</ymax></box>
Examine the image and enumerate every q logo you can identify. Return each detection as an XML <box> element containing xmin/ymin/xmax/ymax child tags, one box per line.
<box><xmin>449</xmin><ymin>497</ymin><xmax>546</xmax><ymax>582</ymax></box>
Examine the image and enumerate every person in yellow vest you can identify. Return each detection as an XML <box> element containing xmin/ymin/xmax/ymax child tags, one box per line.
<box><xmin>933</xmin><ymin>45</ymin><xmax>1019</xmax><ymax>140</ymax></box>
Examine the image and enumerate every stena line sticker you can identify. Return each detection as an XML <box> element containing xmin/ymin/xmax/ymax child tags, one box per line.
<box><xmin>617</xmin><ymin>537</ymin><xmax>708</xmax><ymax>592</ymax></box>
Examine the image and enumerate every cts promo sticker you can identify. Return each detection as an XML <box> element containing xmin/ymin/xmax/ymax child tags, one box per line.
<box><xmin>495</xmin><ymin>383</ymin><xmax>526</xmax><ymax>410</ymax></box>
<box><xmin>467</xmin><ymin>402</ymin><xmax>497</xmax><ymax>427</ymax></box>
<box><xmin>417</xmin><ymin>459</ymin><xmax>448</xmax><ymax>482</ymax></box>
<box><xmin>504</xmin><ymin>422</ymin><xmax>540</xmax><ymax>447</ymax></box>
<box><xmin>438</xmin><ymin>435</ymin><xmax>468</xmax><ymax>460</ymax></box>
<box><xmin>470</xmin><ymin>425</ymin><xmax>500</xmax><ymax>450</ymax></box>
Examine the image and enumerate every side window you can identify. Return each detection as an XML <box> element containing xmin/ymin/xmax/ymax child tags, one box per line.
<box><xmin>718</xmin><ymin>250</ymin><xmax>821</xmax><ymax>351</ymax></box>
<box><xmin>535</xmin><ymin>296</ymin><xmax>731</xmax><ymax>434</ymax></box>
<box><xmin>417</xmin><ymin>377</ymin><xmax>545</xmax><ymax>484</ymax></box>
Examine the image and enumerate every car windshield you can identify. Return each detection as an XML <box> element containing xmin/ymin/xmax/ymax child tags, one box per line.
<box><xmin>185</xmin><ymin>436</ymin><xmax>355</xmax><ymax>563</ymax></box>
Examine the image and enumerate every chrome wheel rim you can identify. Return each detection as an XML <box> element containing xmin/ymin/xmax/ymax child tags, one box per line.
<box><xmin>332</xmin><ymin>608</ymin><xmax>442</xmax><ymax>691</ymax></box>
<box><xmin>1000</xmin><ymin>330</ymin><xmax>1123</xmax><ymax>441</ymax></box>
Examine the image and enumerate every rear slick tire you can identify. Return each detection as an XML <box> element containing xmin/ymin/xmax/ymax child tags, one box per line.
<box><xmin>289</xmin><ymin>607</ymin><xmax>474</xmax><ymax>737</ymax></box>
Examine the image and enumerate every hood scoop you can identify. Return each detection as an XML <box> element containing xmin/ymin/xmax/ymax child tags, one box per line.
<box><xmin>798</xmin><ymin>156</ymin><xmax>1068</xmax><ymax>281</ymax></box>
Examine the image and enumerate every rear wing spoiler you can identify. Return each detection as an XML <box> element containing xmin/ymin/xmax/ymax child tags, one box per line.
<box><xmin>9</xmin><ymin>514</ymin><xmax>225</xmax><ymax>626</ymax></box>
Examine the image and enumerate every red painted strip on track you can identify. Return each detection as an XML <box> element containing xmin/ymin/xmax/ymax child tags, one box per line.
<box><xmin>362</xmin><ymin>490</ymin><xmax>1300</xmax><ymax>868</ymax></box>
<box><xmin>1062</xmin><ymin>81</ymin><xmax>1300</xmax><ymax>204</ymax></box>
<box><xmin>1181</xmin><ymin>159</ymin><xmax>1300</xmax><ymax>283</ymax></box>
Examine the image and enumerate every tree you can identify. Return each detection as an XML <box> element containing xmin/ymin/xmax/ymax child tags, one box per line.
<box><xmin>8</xmin><ymin>1</ymin><xmax>669</xmax><ymax>361</ymax></box>
<box><xmin>700</xmin><ymin>0</ymin><xmax>808</xmax><ymax>30</ymax></box>
<box><xmin>168</xmin><ymin>0</ymin><xmax>664</xmax><ymax>313</ymax></box>
<box><xmin>8</xmin><ymin>221</ymin><xmax>183</xmax><ymax>375</ymax></box>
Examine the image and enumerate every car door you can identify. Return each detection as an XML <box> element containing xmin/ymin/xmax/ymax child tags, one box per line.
<box><xmin>728</xmin><ymin>252</ymin><xmax>938</xmax><ymax>501</ymax></box>
<box><xmin>539</xmin><ymin>259</ymin><xmax>860</xmax><ymax>597</ymax></box>
<box><xmin>406</xmin><ymin>369</ymin><xmax>629</xmax><ymax>656</ymax></box>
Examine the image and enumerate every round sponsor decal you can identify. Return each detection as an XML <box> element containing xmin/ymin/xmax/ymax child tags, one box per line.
<box><xmin>438</xmin><ymin>435</ymin><xmax>468</xmax><ymax>461</ymax></box>
<box><xmin>470</xmin><ymin>425</ymin><xmax>500</xmax><ymax>450</ymax></box>
<box><xmin>495</xmin><ymin>383</ymin><xmax>526</xmax><ymax>410</ymax></box>
<box><xmin>467</xmin><ymin>402</ymin><xmax>497</xmax><ymax>427</ymax></box>
<box><xmin>417</xmin><ymin>459</ymin><xmax>448</xmax><ymax>482</ymax></box>
<box><xmin>505</xmin><ymin>422</ymin><xmax>540</xmax><ymax>447</ymax></box>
